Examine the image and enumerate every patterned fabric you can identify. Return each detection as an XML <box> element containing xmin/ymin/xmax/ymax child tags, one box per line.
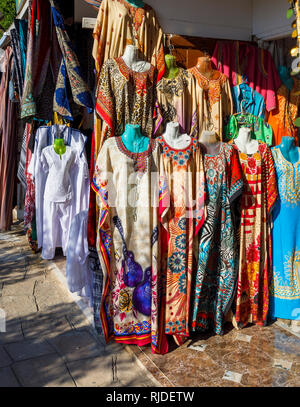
<box><xmin>232</xmin><ymin>83</ymin><xmax>265</xmax><ymax>119</ymax></box>
<box><xmin>95</xmin><ymin>57</ymin><xmax>156</xmax><ymax>146</ymax></box>
<box><xmin>17</xmin><ymin>125</ymin><xmax>28</xmax><ymax>189</ymax></box>
<box><xmin>157</xmin><ymin>135</ymin><xmax>206</xmax><ymax>344</ymax></box>
<box><xmin>92</xmin><ymin>137</ymin><xmax>169</xmax><ymax>354</ymax></box>
<box><xmin>189</xmin><ymin>67</ymin><xmax>233</xmax><ymax>140</ymax></box>
<box><xmin>89</xmin><ymin>247</ymin><xmax>104</xmax><ymax>335</ymax></box>
<box><xmin>50</xmin><ymin>1</ymin><xmax>93</xmax><ymax>121</ymax></box>
<box><xmin>92</xmin><ymin>0</ymin><xmax>165</xmax><ymax>80</ymax></box>
<box><xmin>0</xmin><ymin>47</ymin><xmax>18</xmax><ymax>231</ymax></box>
<box><xmin>225</xmin><ymin>114</ymin><xmax>273</xmax><ymax>146</ymax></box>
<box><xmin>84</xmin><ymin>0</ymin><xmax>102</xmax><ymax>9</ymax></box>
<box><xmin>268</xmin><ymin>80</ymin><xmax>300</xmax><ymax>146</ymax></box>
<box><xmin>230</xmin><ymin>140</ymin><xmax>278</xmax><ymax>328</ymax></box>
<box><xmin>211</xmin><ymin>41</ymin><xmax>282</xmax><ymax>112</ymax></box>
<box><xmin>270</xmin><ymin>147</ymin><xmax>300</xmax><ymax>320</ymax></box>
<box><xmin>10</xmin><ymin>28</ymin><xmax>24</xmax><ymax>100</ymax></box>
<box><xmin>155</xmin><ymin>68</ymin><xmax>200</xmax><ymax>138</ymax></box>
<box><xmin>192</xmin><ymin>143</ymin><xmax>244</xmax><ymax>335</ymax></box>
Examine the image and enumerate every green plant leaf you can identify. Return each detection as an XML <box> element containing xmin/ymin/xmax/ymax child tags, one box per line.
<box><xmin>294</xmin><ymin>117</ymin><xmax>300</xmax><ymax>127</ymax></box>
<box><xmin>287</xmin><ymin>8</ymin><xmax>294</xmax><ymax>19</ymax></box>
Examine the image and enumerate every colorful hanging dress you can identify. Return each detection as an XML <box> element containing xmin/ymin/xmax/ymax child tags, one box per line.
<box><xmin>230</xmin><ymin>140</ymin><xmax>278</xmax><ymax>328</ymax></box>
<box><xmin>268</xmin><ymin>80</ymin><xmax>300</xmax><ymax>146</ymax></box>
<box><xmin>95</xmin><ymin>57</ymin><xmax>156</xmax><ymax>145</ymax></box>
<box><xmin>157</xmin><ymin>135</ymin><xmax>206</xmax><ymax>345</ymax></box>
<box><xmin>188</xmin><ymin>67</ymin><xmax>233</xmax><ymax>140</ymax></box>
<box><xmin>192</xmin><ymin>142</ymin><xmax>244</xmax><ymax>335</ymax></box>
<box><xmin>89</xmin><ymin>0</ymin><xmax>165</xmax><ymax>247</ymax></box>
<box><xmin>225</xmin><ymin>114</ymin><xmax>273</xmax><ymax>146</ymax></box>
<box><xmin>269</xmin><ymin>147</ymin><xmax>300</xmax><ymax>320</ymax></box>
<box><xmin>155</xmin><ymin>69</ymin><xmax>200</xmax><ymax>138</ymax></box>
<box><xmin>92</xmin><ymin>137</ymin><xmax>169</xmax><ymax>354</ymax></box>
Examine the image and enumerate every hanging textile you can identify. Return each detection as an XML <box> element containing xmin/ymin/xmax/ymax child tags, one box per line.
<box><xmin>49</xmin><ymin>0</ymin><xmax>94</xmax><ymax>121</ymax></box>
<box><xmin>14</xmin><ymin>19</ymin><xmax>28</xmax><ymax>78</ymax></box>
<box><xmin>84</xmin><ymin>0</ymin><xmax>102</xmax><ymax>9</ymax></box>
<box><xmin>191</xmin><ymin>143</ymin><xmax>244</xmax><ymax>335</ymax></box>
<box><xmin>157</xmin><ymin>135</ymin><xmax>206</xmax><ymax>345</ymax></box>
<box><xmin>155</xmin><ymin>68</ymin><xmax>200</xmax><ymax>138</ymax></box>
<box><xmin>95</xmin><ymin>57</ymin><xmax>156</xmax><ymax>145</ymax></box>
<box><xmin>10</xmin><ymin>28</ymin><xmax>24</xmax><ymax>100</ymax></box>
<box><xmin>268</xmin><ymin>80</ymin><xmax>300</xmax><ymax>146</ymax></box>
<box><xmin>232</xmin><ymin>83</ymin><xmax>265</xmax><ymax>119</ymax></box>
<box><xmin>225</xmin><ymin>114</ymin><xmax>273</xmax><ymax>146</ymax></box>
<box><xmin>92</xmin><ymin>0</ymin><xmax>165</xmax><ymax>80</ymax></box>
<box><xmin>230</xmin><ymin>140</ymin><xmax>278</xmax><ymax>328</ymax></box>
<box><xmin>211</xmin><ymin>41</ymin><xmax>281</xmax><ymax>112</ymax></box>
<box><xmin>27</xmin><ymin>125</ymin><xmax>87</xmax><ymax>248</ymax></box>
<box><xmin>269</xmin><ymin>147</ymin><xmax>300</xmax><ymax>320</ymax></box>
<box><xmin>92</xmin><ymin>137</ymin><xmax>169</xmax><ymax>354</ymax></box>
<box><xmin>0</xmin><ymin>47</ymin><xmax>18</xmax><ymax>231</ymax></box>
<box><xmin>189</xmin><ymin>67</ymin><xmax>233</xmax><ymax>140</ymax></box>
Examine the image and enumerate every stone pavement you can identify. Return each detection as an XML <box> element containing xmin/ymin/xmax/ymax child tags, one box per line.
<box><xmin>0</xmin><ymin>223</ymin><xmax>158</xmax><ymax>387</ymax></box>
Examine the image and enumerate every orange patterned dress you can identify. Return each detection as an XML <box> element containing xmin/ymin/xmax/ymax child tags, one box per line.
<box><xmin>189</xmin><ymin>67</ymin><xmax>233</xmax><ymax>140</ymax></box>
<box><xmin>230</xmin><ymin>140</ymin><xmax>278</xmax><ymax>328</ymax></box>
<box><xmin>268</xmin><ymin>79</ymin><xmax>300</xmax><ymax>146</ymax></box>
<box><xmin>157</xmin><ymin>135</ymin><xmax>206</xmax><ymax>345</ymax></box>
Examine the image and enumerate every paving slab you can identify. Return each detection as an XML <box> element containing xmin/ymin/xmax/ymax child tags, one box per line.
<box><xmin>1</xmin><ymin>279</ymin><xmax>36</xmax><ymax>297</ymax></box>
<box><xmin>0</xmin><ymin>295</ymin><xmax>37</xmax><ymax>319</ymax></box>
<box><xmin>0</xmin><ymin>366</ymin><xmax>20</xmax><ymax>387</ymax></box>
<box><xmin>49</xmin><ymin>330</ymin><xmax>104</xmax><ymax>362</ymax></box>
<box><xmin>12</xmin><ymin>353</ymin><xmax>76</xmax><ymax>387</ymax></box>
<box><xmin>0</xmin><ymin>345</ymin><xmax>12</xmax><ymax>367</ymax></box>
<box><xmin>5</xmin><ymin>339</ymin><xmax>55</xmax><ymax>362</ymax></box>
<box><xmin>21</xmin><ymin>313</ymin><xmax>73</xmax><ymax>340</ymax></box>
<box><xmin>34</xmin><ymin>280</ymin><xmax>73</xmax><ymax>311</ymax></box>
<box><xmin>67</xmin><ymin>355</ymin><xmax>114</xmax><ymax>387</ymax></box>
<box><xmin>0</xmin><ymin>320</ymin><xmax>24</xmax><ymax>345</ymax></box>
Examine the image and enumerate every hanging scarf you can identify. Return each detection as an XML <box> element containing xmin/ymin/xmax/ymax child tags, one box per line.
<box><xmin>50</xmin><ymin>0</ymin><xmax>94</xmax><ymax>121</ymax></box>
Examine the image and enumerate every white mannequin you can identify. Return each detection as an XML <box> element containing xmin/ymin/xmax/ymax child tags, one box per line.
<box><xmin>163</xmin><ymin>122</ymin><xmax>191</xmax><ymax>149</ymax></box>
<box><xmin>199</xmin><ymin>130</ymin><xmax>221</xmax><ymax>155</ymax></box>
<box><xmin>122</xmin><ymin>45</ymin><xmax>151</xmax><ymax>73</ymax></box>
<box><xmin>234</xmin><ymin>127</ymin><xmax>259</xmax><ymax>155</ymax></box>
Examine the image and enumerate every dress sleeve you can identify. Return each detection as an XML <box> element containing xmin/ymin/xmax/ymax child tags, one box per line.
<box><xmin>264</xmin><ymin>145</ymin><xmax>278</xmax><ymax>217</ymax></box>
<box><xmin>150</xmin><ymin>9</ymin><xmax>165</xmax><ymax>83</ymax></box>
<box><xmin>222</xmin><ymin>76</ymin><xmax>233</xmax><ymax>121</ymax></box>
<box><xmin>227</xmin><ymin>146</ymin><xmax>244</xmax><ymax>204</ymax></box>
<box><xmin>95</xmin><ymin>61</ymin><xmax>114</xmax><ymax>132</ymax></box>
<box><xmin>92</xmin><ymin>0</ymin><xmax>109</xmax><ymax>77</ymax></box>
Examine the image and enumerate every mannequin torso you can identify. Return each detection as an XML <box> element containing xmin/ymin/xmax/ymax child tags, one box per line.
<box><xmin>199</xmin><ymin>130</ymin><xmax>221</xmax><ymax>155</ymax></box>
<box><xmin>126</xmin><ymin>0</ymin><xmax>145</xmax><ymax>8</ymax></box>
<box><xmin>279</xmin><ymin>136</ymin><xmax>299</xmax><ymax>164</ymax></box>
<box><xmin>122</xmin><ymin>45</ymin><xmax>151</xmax><ymax>73</ymax></box>
<box><xmin>234</xmin><ymin>127</ymin><xmax>259</xmax><ymax>155</ymax></box>
<box><xmin>195</xmin><ymin>55</ymin><xmax>220</xmax><ymax>80</ymax></box>
<box><xmin>53</xmin><ymin>138</ymin><xmax>66</xmax><ymax>159</ymax></box>
<box><xmin>121</xmin><ymin>124</ymin><xmax>149</xmax><ymax>153</ymax></box>
<box><xmin>164</xmin><ymin>54</ymin><xmax>179</xmax><ymax>79</ymax></box>
<box><xmin>163</xmin><ymin>122</ymin><xmax>191</xmax><ymax>149</ymax></box>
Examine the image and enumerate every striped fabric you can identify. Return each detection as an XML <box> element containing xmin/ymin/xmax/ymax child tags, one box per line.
<box><xmin>84</xmin><ymin>0</ymin><xmax>102</xmax><ymax>10</ymax></box>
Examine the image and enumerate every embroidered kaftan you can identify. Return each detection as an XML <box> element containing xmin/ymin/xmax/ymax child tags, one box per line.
<box><xmin>157</xmin><ymin>135</ymin><xmax>206</xmax><ymax>344</ymax></box>
<box><xmin>268</xmin><ymin>80</ymin><xmax>300</xmax><ymax>146</ymax></box>
<box><xmin>92</xmin><ymin>0</ymin><xmax>165</xmax><ymax>79</ymax></box>
<box><xmin>189</xmin><ymin>67</ymin><xmax>233</xmax><ymax>140</ymax></box>
<box><xmin>269</xmin><ymin>147</ymin><xmax>300</xmax><ymax>320</ymax></box>
<box><xmin>92</xmin><ymin>137</ymin><xmax>169</xmax><ymax>354</ymax></box>
<box><xmin>96</xmin><ymin>57</ymin><xmax>156</xmax><ymax>148</ymax></box>
<box><xmin>230</xmin><ymin>141</ymin><xmax>278</xmax><ymax>328</ymax></box>
<box><xmin>192</xmin><ymin>143</ymin><xmax>243</xmax><ymax>335</ymax></box>
<box><xmin>155</xmin><ymin>69</ymin><xmax>200</xmax><ymax>138</ymax></box>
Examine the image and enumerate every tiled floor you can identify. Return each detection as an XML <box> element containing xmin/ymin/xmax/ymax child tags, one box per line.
<box><xmin>128</xmin><ymin>322</ymin><xmax>300</xmax><ymax>387</ymax></box>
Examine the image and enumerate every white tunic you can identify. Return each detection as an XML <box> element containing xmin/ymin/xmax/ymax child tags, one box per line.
<box><xmin>37</xmin><ymin>144</ymin><xmax>89</xmax><ymax>260</ymax></box>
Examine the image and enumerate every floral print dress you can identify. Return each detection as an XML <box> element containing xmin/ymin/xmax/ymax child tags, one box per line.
<box><xmin>157</xmin><ymin>135</ymin><xmax>206</xmax><ymax>345</ymax></box>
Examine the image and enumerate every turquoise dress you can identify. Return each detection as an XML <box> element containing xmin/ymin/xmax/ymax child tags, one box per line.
<box><xmin>270</xmin><ymin>147</ymin><xmax>300</xmax><ymax>320</ymax></box>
